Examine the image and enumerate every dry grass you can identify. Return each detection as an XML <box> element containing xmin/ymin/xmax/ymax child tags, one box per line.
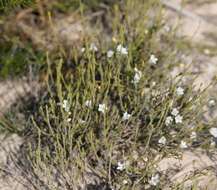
<box><xmin>0</xmin><ymin>0</ymin><xmax>217</xmax><ymax>190</ymax></box>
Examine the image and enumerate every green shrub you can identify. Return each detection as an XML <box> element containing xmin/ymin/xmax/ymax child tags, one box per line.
<box><xmin>0</xmin><ymin>40</ymin><xmax>44</xmax><ymax>78</ymax></box>
<box><xmin>1</xmin><ymin>0</ymin><xmax>216</xmax><ymax>189</ymax></box>
<box><xmin>0</xmin><ymin>0</ymin><xmax>34</xmax><ymax>11</ymax></box>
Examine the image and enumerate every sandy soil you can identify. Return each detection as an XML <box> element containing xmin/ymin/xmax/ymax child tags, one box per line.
<box><xmin>164</xmin><ymin>0</ymin><xmax>217</xmax><ymax>89</ymax></box>
<box><xmin>1</xmin><ymin>1</ymin><xmax>217</xmax><ymax>189</ymax></box>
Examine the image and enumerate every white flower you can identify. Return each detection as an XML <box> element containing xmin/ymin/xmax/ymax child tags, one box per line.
<box><xmin>90</xmin><ymin>43</ymin><xmax>98</xmax><ymax>52</ymax></box>
<box><xmin>190</xmin><ymin>132</ymin><xmax>197</xmax><ymax>140</ymax></box>
<box><xmin>180</xmin><ymin>140</ymin><xmax>188</xmax><ymax>149</ymax></box>
<box><xmin>85</xmin><ymin>100</ymin><xmax>92</xmax><ymax>108</ymax></box>
<box><xmin>165</xmin><ymin>116</ymin><xmax>173</xmax><ymax>126</ymax></box>
<box><xmin>81</xmin><ymin>47</ymin><xmax>85</xmax><ymax>53</ymax></box>
<box><xmin>116</xmin><ymin>44</ymin><xmax>128</xmax><ymax>55</ymax></box>
<box><xmin>176</xmin><ymin>87</ymin><xmax>184</xmax><ymax>96</ymax></box>
<box><xmin>209</xmin><ymin>99</ymin><xmax>216</xmax><ymax>107</ymax></box>
<box><xmin>123</xmin><ymin>180</ymin><xmax>128</xmax><ymax>185</ymax></box>
<box><xmin>149</xmin><ymin>173</ymin><xmax>160</xmax><ymax>186</ymax></box>
<box><xmin>175</xmin><ymin>115</ymin><xmax>183</xmax><ymax>124</ymax></box>
<box><xmin>209</xmin><ymin>128</ymin><xmax>217</xmax><ymax>138</ymax></box>
<box><xmin>143</xmin><ymin>157</ymin><xmax>148</xmax><ymax>162</ymax></box>
<box><xmin>158</xmin><ymin>136</ymin><xmax>167</xmax><ymax>145</ymax></box>
<box><xmin>79</xmin><ymin>119</ymin><xmax>86</xmax><ymax>124</ymax></box>
<box><xmin>171</xmin><ymin>108</ymin><xmax>179</xmax><ymax>116</ymax></box>
<box><xmin>164</xmin><ymin>25</ymin><xmax>170</xmax><ymax>32</ymax></box>
<box><xmin>62</xmin><ymin>99</ymin><xmax>70</xmax><ymax>112</ymax></box>
<box><xmin>188</xmin><ymin>97</ymin><xmax>193</xmax><ymax>102</ymax></box>
<box><xmin>67</xmin><ymin>118</ymin><xmax>72</xmax><ymax>122</ymax></box>
<box><xmin>133</xmin><ymin>73</ymin><xmax>141</xmax><ymax>83</ymax></box>
<box><xmin>122</xmin><ymin>112</ymin><xmax>131</xmax><ymax>121</ymax></box>
<box><xmin>204</xmin><ymin>49</ymin><xmax>210</xmax><ymax>55</ymax></box>
<box><xmin>210</xmin><ymin>139</ymin><xmax>216</xmax><ymax>147</ymax></box>
<box><xmin>132</xmin><ymin>68</ymin><xmax>142</xmax><ymax>84</ymax></box>
<box><xmin>149</xmin><ymin>54</ymin><xmax>158</xmax><ymax>65</ymax></box>
<box><xmin>98</xmin><ymin>104</ymin><xmax>107</xmax><ymax>114</ymax></box>
<box><xmin>107</xmin><ymin>50</ymin><xmax>114</xmax><ymax>58</ymax></box>
<box><xmin>117</xmin><ymin>161</ymin><xmax>126</xmax><ymax>171</ymax></box>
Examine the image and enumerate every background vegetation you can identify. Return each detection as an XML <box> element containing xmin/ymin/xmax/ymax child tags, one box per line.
<box><xmin>0</xmin><ymin>0</ymin><xmax>216</xmax><ymax>189</ymax></box>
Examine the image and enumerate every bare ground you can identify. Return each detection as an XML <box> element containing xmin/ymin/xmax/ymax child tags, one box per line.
<box><xmin>1</xmin><ymin>1</ymin><xmax>217</xmax><ymax>189</ymax></box>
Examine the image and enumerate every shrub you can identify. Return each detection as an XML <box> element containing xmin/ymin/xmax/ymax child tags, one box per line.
<box><xmin>1</xmin><ymin>0</ymin><xmax>216</xmax><ymax>189</ymax></box>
